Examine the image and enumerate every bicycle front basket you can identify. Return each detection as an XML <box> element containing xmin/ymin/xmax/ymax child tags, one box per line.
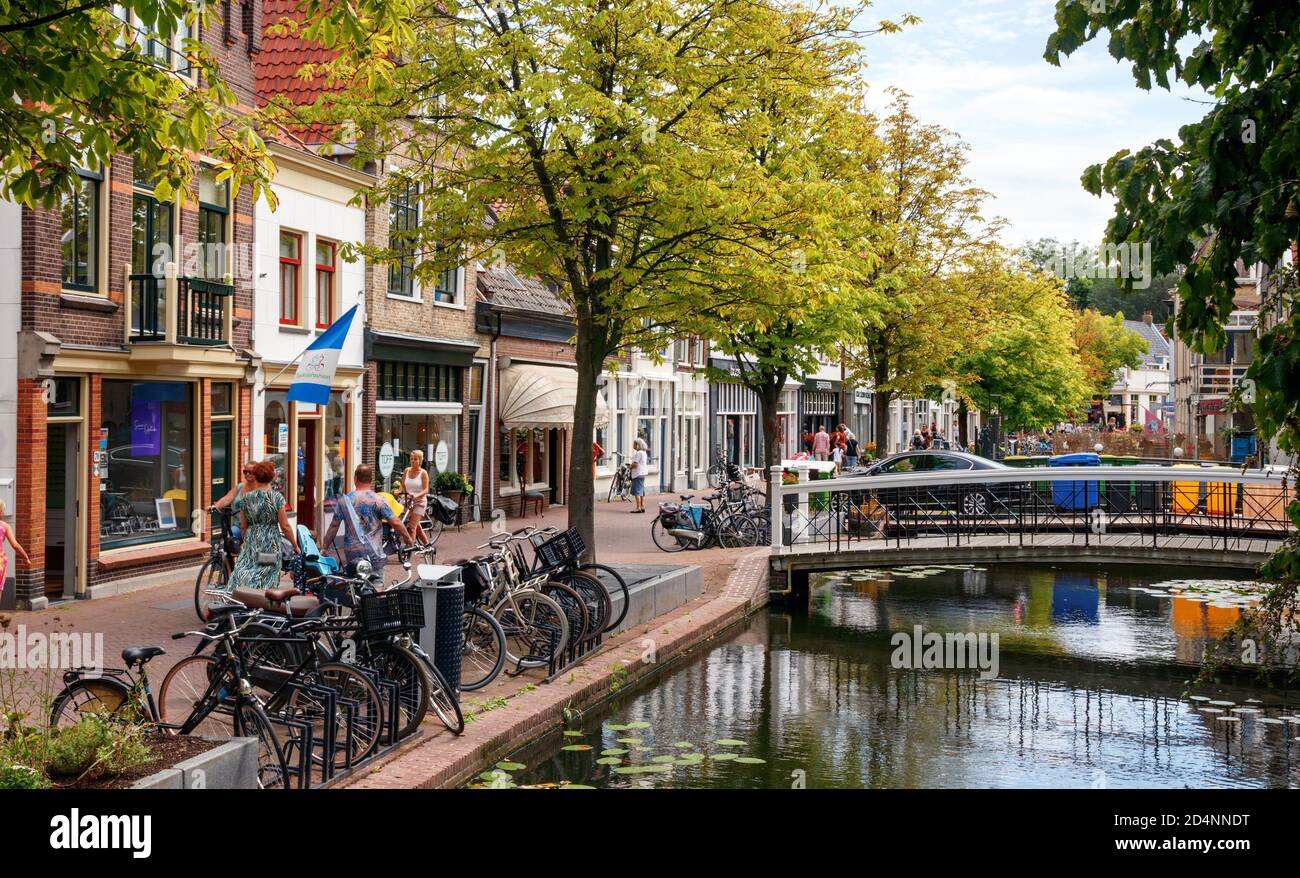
<box><xmin>534</xmin><ymin>531</ymin><xmax>573</xmax><ymax>571</ymax></box>
<box><xmin>563</xmin><ymin>527</ymin><xmax>588</xmax><ymax>562</ymax></box>
<box><xmin>356</xmin><ymin>588</ymin><xmax>425</xmax><ymax>638</ymax></box>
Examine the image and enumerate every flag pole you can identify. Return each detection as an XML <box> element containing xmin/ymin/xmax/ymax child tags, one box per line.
<box><xmin>257</xmin><ymin>347</ymin><xmax>307</xmax><ymax>395</ymax></box>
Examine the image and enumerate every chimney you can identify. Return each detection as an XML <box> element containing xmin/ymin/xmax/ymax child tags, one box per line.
<box><xmin>1142</xmin><ymin>310</ymin><xmax>1153</xmax><ymax>324</ymax></box>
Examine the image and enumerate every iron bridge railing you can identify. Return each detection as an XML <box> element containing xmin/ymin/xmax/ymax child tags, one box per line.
<box><xmin>766</xmin><ymin>464</ymin><xmax>1294</xmax><ymax>555</ymax></box>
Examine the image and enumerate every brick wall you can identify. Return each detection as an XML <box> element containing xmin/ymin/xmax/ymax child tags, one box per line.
<box><xmin>13</xmin><ymin>380</ymin><xmax>46</xmax><ymax>607</ymax></box>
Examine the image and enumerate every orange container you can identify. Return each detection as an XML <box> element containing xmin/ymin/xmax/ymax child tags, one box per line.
<box><xmin>1171</xmin><ymin>465</ymin><xmax>1200</xmax><ymax>514</ymax></box>
<box><xmin>1203</xmin><ymin>478</ymin><xmax>1236</xmax><ymax>517</ymax></box>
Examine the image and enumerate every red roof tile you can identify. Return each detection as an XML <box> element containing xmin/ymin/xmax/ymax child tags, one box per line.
<box><xmin>255</xmin><ymin>0</ymin><xmax>338</xmax><ymax>145</ymax></box>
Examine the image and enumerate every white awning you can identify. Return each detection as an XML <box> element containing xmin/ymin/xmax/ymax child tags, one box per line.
<box><xmin>499</xmin><ymin>364</ymin><xmax>609</xmax><ymax>430</ymax></box>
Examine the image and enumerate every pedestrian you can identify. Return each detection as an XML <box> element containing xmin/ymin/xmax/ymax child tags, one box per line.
<box><xmin>0</xmin><ymin>498</ymin><xmax>30</xmax><ymax>599</ymax></box>
<box><xmin>401</xmin><ymin>449</ymin><xmax>431</xmax><ymax>543</ymax></box>
<box><xmin>592</xmin><ymin>440</ymin><xmax>604</xmax><ymax>478</ymax></box>
<box><xmin>933</xmin><ymin>429</ymin><xmax>947</xmax><ymax>450</ymax></box>
<box><xmin>910</xmin><ymin>429</ymin><xmax>925</xmax><ymax>450</ymax></box>
<box><xmin>324</xmin><ymin>463</ymin><xmax>414</xmax><ymax>571</ymax></box>
<box><xmin>839</xmin><ymin>423</ymin><xmax>855</xmax><ymax>443</ymax></box>
<box><xmin>226</xmin><ymin>459</ymin><xmax>300</xmax><ymax>591</ymax></box>
<box><xmin>844</xmin><ymin>433</ymin><xmax>860</xmax><ymax>469</ymax></box>
<box><xmin>813</xmin><ymin>425</ymin><xmax>830</xmax><ymax>461</ymax></box>
<box><xmin>831</xmin><ymin>442</ymin><xmax>844</xmax><ymax>473</ymax></box>
<box><xmin>628</xmin><ymin>438</ymin><xmax>649</xmax><ymax>513</ymax></box>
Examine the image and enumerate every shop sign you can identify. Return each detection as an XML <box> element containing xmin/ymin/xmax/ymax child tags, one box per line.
<box><xmin>1199</xmin><ymin>398</ymin><xmax>1225</xmax><ymax>415</ymax></box>
<box><xmin>434</xmin><ymin>440</ymin><xmax>450</xmax><ymax>472</ymax></box>
<box><xmin>277</xmin><ymin>422</ymin><xmax>289</xmax><ymax>453</ymax></box>
<box><xmin>378</xmin><ymin>442</ymin><xmax>396</xmax><ymax>480</ymax></box>
<box><xmin>853</xmin><ymin>388</ymin><xmax>871</xmax><ymax>405</ymax></box>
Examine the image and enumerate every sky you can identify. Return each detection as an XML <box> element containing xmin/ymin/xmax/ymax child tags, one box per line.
<box><xmin>854</xmin><ymin>0</ymin><xmax>1210</xmax><ymax>249</ymax></box>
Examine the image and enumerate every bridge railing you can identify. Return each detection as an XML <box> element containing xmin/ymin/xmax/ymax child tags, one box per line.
<box><xmin>765</xmin><ymin>464</ymin><xmax>1294</xmax><ymax>554</ymax></box>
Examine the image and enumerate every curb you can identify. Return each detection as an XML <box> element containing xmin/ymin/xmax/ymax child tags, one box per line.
<box><xmin>338</xmin><ymin>548</ymin><xmax>771</xmax><ymax>789</ymax></box>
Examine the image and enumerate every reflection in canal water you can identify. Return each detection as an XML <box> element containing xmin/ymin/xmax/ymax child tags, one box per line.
<box><xmin>499</xmin><ymin>564</ymin><xmax>1300</xmax><ymax>789</ymax></box>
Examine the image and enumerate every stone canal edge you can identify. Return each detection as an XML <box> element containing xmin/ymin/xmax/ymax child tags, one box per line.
<box><xmin>338</xmin><ymin>548</ymin><xmax>772</xmax><ymax>789</ymax></box>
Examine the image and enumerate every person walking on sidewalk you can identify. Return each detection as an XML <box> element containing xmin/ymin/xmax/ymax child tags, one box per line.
<box><xmin>0</xmin><ymin>498</ymin><xmax>30</xmax><ymax>600</ymax></box>
<box><xmin>844</xmin><ymin>433</ymin><xmax>860</xmax><ymax>469</ymax></box>
<box><xmin>226</xmin><ymin>459</ymin><xmax>300</xmax><ymax>591</ymax></box>
<box><xmin>813</xmin><ymin>425</ymin><xmax>830</xmax><ymax>461</ymax></box>
<box><xmin>629</xmin><ymin>438</ymin><xmax>649</xmax><ymax>513</ymax></box>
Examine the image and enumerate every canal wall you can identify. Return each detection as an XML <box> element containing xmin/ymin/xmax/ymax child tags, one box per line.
<box><xmin>338</xmin><ymin>549</ymin><xmax>772</xmax><ymax>789</ymax></box>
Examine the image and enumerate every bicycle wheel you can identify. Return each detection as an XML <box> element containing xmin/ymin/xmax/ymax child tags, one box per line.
<box><xmin>555</xmin><ymin>570</ymin><xmax>611</xmax><ymax>641</ymax></box>
<box><xmin>49</xmin><ymin>677</ymin><xmax>135</xmax><ymax>728</ymax></box>
<box><xmin>707</xmin><ymin>464</ymin><xmax>725</xmax><ymax>489</ymax></box>
<box><xmin>651</xmin><ymin>518</ymin><xmax>691</xmax><ymax>552</ymax></box>
<box><xmin>460</xmin><ymin>607</ymin><xmax>506</xmax><ymax>691</ymax></box>
<box><xmin>718</xmin><ymin>513</ymin><xmax>760</xmax><ymax>548</ymax></box>
<box><xmin>419</xmin><ymin>657</ymin><xmax>465</xmax><ymax>735</ymax></box>
<box><xmin>359</xmin><ymin>641</ymin><xmax>429</xmax><ymax>739</ymax></box>
<box><xmin>578</xmin><ymin>563</ymin><xmax>631</xmax><ymax>632</ymax></box>
<box><xmin>234</xmin><ymin>701</ymin><xmax>290</xmax><ymax>789</ymax></box>
<box><xmin>192</xmin><ymin>555</ymin><xmax>229</xmax><ymax>621</ymax></box>
<box><xmin>541</xmin><ymin>581</ymin><xmax>591</xmax><ymax>646</ymax></box>
<box><xmin>493</xmin><ymin>589</ymin><xmax>569</xmax><ymax>669</ymax></box>
<box><xmin>158</xmin><ymin>655</ymin><xmax>238</xmax><ymax>738</ymax></box>
<box><xmin>315</xmin><ymin>661</ymin><xmax>385</xmax><ymax>767</ymax></box>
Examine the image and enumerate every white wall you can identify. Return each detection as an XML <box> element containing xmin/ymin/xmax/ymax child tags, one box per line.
<box><xmin>0</xmin><ymin>200</ymin><xmax>21</xmax><ymax>591</ymax></box>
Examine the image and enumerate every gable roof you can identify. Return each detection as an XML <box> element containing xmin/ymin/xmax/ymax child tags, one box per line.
<box><xmin>1123</xmin><ymin>319</ymin><xmax>1171</xmax><ymax>367</ymax></box>
<box><xmin>253</xmin><ymin>0</ymin><xmax>337</xmax><ymax>146</ymax></box>
<box><xmin>477</xmin><ymin>266</ymin><xmax>570</xmax><ymax>318</ymax></box>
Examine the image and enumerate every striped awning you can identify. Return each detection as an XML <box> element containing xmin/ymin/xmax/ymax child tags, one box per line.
<box><xmin>499</xmin><ymin>364</ymin><xmax>609</xmax><ymax>430</ymax></box>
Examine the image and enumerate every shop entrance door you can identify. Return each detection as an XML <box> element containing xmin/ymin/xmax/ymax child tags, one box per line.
<box><xmin>44</xmin><ymin>423</ymin><xmax>79</xmax><ymax>601</ymax></box>
<box><xmin>297</xmin><ymin>420</ymin><xmax>318</xmax><ymax>531</ymax></box>
<box><xmin>211</xmin><ymin>422</ymin><xmax>232</xmax><ymax>508</ymax></box>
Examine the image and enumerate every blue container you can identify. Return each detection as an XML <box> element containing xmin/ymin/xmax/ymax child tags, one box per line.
<box><xmin>1049</xmin><ymin>452</ymin><xmax>1100</xmax><ymax>510</ymax></box>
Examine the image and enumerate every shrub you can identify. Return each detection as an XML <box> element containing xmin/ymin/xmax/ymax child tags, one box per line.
<box><xmin>434</xmin><ymin>470</ymin><xmax>472</xmax><ymax>494</ymax></box>
<box><xmin>45</xmin><ymin>715</ymin><xmax>153</xmax><ymax>781</ymax></box>
<box><xmin>0</xmin><ymin>763</ymin><xmax>49</xmax><ymax>790</ymax></box>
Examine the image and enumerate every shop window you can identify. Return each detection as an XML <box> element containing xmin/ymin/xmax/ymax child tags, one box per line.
<box><xmin>263</xmin><ymin>391</ymin><xmax>289</xmax><ymax>496</ymax></box>
<box><xmin>315</xmin><ymin>240</ymin><xmax>336</xmax><ymax>328</ymax></box>
<box><xmin>376</xmin><ymin>361</ymin><xmax>462</xmax><ymax>403</ymax></box>
<box><xmin>100</xmin><ymin>380</ymin><xmax>194</xmax><ymax>547</ymax></box>
<box><xmin>279</xmin><ymin>232</ymin><xmax>302</xmax><ymax>325</ymax></box>
<box><xmin>45</xmin><ymin>377</ymin><xmax>82</xmax><ymax>418</ymax></box>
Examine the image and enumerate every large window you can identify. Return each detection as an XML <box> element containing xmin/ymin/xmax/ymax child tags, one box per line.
<box><xmin>197</xmin><ymin>166</ymin><xmax>228</xmax><ymax>281</ymax></box>
<box><xmin>315</xmin><ymin>240</ymin><xmax>336</xmax><ymax>328</ymax></box>
<box><xmin>377</xmin><ymin>414</ymin><xmax>460</xmax><ymax>487</ymax></box>
<box><xmin>113</xmin><ymin>5</ymin><xmax>193</xmax><ymax>76</ymax></box>
<box><xmin>388</xmin><ymin>182</ymin><xmax>419</xmax><ymax>297</ymax></box>
<box><xmin>61</xmin><ymin>167</ymin><xmax>100</xmax><ymax>291</ymax></box>
<box><xmin>376</xmin><ymin>361</ymin><xmax>461</xmax><ymax>403</ymax></box>
<box><xmin>279</xmin><ymin>232</ymin><xmax>302</xmax><ymax>325</ymax></box>
<box><xmin>100</xmin><ymin>381</ymin><xmax>194</xmax><ymax>547</ymax></box>
<box><xmin>263</xmin><ymin>391</ymin><xmax>289</xmax><ymax>496</ymax></box>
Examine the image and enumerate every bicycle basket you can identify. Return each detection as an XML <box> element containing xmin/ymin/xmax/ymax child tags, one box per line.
<box><xmin>534</xmin><ymin>531</ymin><xmax>574</xmax><ymax>571</ymax></box>
<box><xmin>563</xmin><ymin>527</ymin><xmax>588</xmax><ymax>562</ymax></box>
<box><xmin>356</xmin><ymin>588</ymin><xmax>425</xmax><ymax>638</ymax></box>
<box><xmin>460</xmin><ymin>560</ymin><xmax>490</xmax><ymax>605</ymax></box>
<box><xmin>686</xmin><ymin>506</ymin><xmax>705</xmax><ymax>528</ymax></box>
<box><xmin>724</xmin><ymin>483</ymin><xmax>746</xmax><ymax>503</ymax></box>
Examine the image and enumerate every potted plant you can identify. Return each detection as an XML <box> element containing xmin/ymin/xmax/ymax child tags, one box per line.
<box><xmin>434</xmin><ymin>470</ymin><xmax>472</xmax><ymax>504</ymax></box>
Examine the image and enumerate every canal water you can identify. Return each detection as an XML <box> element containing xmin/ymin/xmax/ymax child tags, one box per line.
<box><xmin>492</xmin><ymin>563</ymin><xmax>1300</xmax><ymax>789</ymax></box>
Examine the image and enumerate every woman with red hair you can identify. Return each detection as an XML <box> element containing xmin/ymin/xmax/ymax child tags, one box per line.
<box><xmin>226</xmin><ymin>459</ymin><xmax>299</xmax><ymax>590</ymax></box>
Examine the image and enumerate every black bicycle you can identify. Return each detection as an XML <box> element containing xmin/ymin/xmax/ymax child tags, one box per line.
<box><xmin>607</xmin><ymin>451</ymin><xmax>632</xmax><ymax>502</ymax></box>
<box><xmin>50</xmin><ymin>617</ymin><xmax>290</xmax><ymax>789</ymax></box>
<box><xmin>526</xmin><ymin>525</ymin><xmax>632</xmax><ymax>632</ymax></box>
<box><xmin>193</xmin><ymin>506</ymin><xmax>238</xmax><ymax>620</ymax></box>
<box><xmin>651</xmin><ymin>491</ymin><xmax>760</xmax><ymax>551</ymax></box>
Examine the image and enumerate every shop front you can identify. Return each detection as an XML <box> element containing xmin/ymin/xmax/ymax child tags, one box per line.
<box><xmin>801</xmin><ymin>379</ymin><xmax>841</xmax><ymax>437</ymax></box>
<box><xmin>712</xmin><ymin>378</ymin><xmax>760</xmax><ymax>469</ymax></box>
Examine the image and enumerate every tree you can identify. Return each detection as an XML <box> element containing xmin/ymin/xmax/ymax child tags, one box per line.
<box><xmin>295</xmin><ymin>0</ymin><xmax>882</xmax><ymax>550</ymax></box>
<box><xmin>1072</xmin><ymin>307</ymin><xmax>1147</xmax><ymax>398</ymax></box>
<box><xmin>1045</xmin><ymin>0</ymin><xmax>1300</xmax><ymax>670</ymax></box>
<box><xmin>950</xmin><ymin>259</ymin><xmax>1091</xmax><ymax>432</ymax></box>
<box><xmin>841</xmin><ymin>92</ymin><xmax>1003</xmax><ymax>454</ymax></box>
<box><xmin>1020</xmin><ymin>237</ymin><xmax>1178</xmax><ymax>322</ymax></box>
<box><xmin>0</xmin><ymin>1</ymin><xmax>275</xmax><ymax>207</ymax></box>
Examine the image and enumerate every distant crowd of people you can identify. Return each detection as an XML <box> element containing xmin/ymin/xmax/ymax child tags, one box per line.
<box><xmin>909</xmin><ymin>422</ymin><xmax>951</xmax><ymax>451</ymax></box>
<box><xmin>801</xmin><ymin>423</ymin><xmax>861</xmax><ymax>473</ymax></box>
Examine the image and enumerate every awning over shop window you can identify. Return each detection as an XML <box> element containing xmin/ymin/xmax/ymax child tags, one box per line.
<box><xmin>499</xmin><ymin>364</ymin><xmax>609</xmax><ymax>429</ymax></box>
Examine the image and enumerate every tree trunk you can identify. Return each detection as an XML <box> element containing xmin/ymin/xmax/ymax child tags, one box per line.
<box><xmin>957</xmin><ymin>398</ymin><xmax>969</xmax><ymax>449</ymax></box>
<box><xmin>758</xmin><ymin>380</ymin><xmax>782</xmax><ymax>518</ymax></box>
<box><xmin>567</xmin><ymin>315</ymin><xmax>603</xmax><ymax>561</ymax></box>
<box><xmin>871</xmin><ymin>345</ymin><xmax>890</xmax><ymax>455</ymax></box>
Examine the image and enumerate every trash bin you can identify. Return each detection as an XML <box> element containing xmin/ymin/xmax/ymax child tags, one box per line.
<box><xmin>1102</xmin><ymin>454</ymin><xmax>1149</xmax><ymax>513</ymax></box>
<box><xmin>1202</xmin><ymin>468</ymin><xmax>1237</xmax><ymax>517</ymax></box>
<box><xmin>433</xmin><ymin>580</ymin><xmax>464</xmax><ymax>691</ymax></box>
<box><xmin>415</xmin><ymin>563</ymin><xmax>463</xmax><ymax>685</ymax></box>
<box><xmin>1171</xmin><ymin>464</ymin><xmax>1201</xmax><ymax>514</ymax></box>
<box><xmin>1003</xmin><ymin>455</ymin><xmax>1031</xmax><ymax>468</ymax></box>
<box><xmin>1049</xmin><ymin>452</ymin><xmax>1099</xmax><ymax>510</ymax></box>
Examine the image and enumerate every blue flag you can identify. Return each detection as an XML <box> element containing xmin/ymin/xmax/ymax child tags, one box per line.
<box><xmin>287</xmin><ymin>305</ymin><xmax>359</xmax><ymax>405</ymax></box>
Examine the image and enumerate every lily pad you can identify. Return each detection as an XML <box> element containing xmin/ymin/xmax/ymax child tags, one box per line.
<box><xmin>495</xmin><ymin>761</ymin><xmax>526</xmax><ymax>771</ymax></box>
<box><xmin>604</xmin><ymin>723</ymin><xmax>628</xmax><ymax>731</ymax></box>
<box><xmin>734</xmin><ymin>756</ymin><xmax>766</xmax><ymax>764</ymax></box>
<box><xmin>562</xmin><ymin>730</ymin><xmax>585</xmax><ymax>737</ymax></box>
<box><xmin>673</xmin><ymin>742</ymin><xmax>695</xmax><ymax>749</ymax></box>
<box><xmin>559</xmin><ymin>784</ymin><xmax>596</xmax><ymax>789</ymax></box>
<box><xmin>710</xmin><ymin>752</ymin><xmax>738</xmax><ymax>761</ymax></box>
<box><xmin>561</xmin><ymin>744</ymin><xmax>593</xmax><ymax>751</ymax></box>
<box><xmin>714</xmin><ymin>739</ymin><xmax>745</xmax><ymax>746</ymax></box>
<box><xmin>651</xmin><ymin>755</ymin><xmax>677</xmax><ymax>763</ymax></box>
<box><xmin>616</xmin><ymin>737</ymin><xmax>643</xmax><ymax>745</ymax></box>
<box><xmin>600</xmin><ymin>748</ymin><xmax>629</xmax><ymax>756</ymax></box>
<box><xmin>624</xmin><ymin>721</ymin><xmax>651</xmax><ymax>730</ymax></box>
<box><xmin>596</xmin><ymin>757</ymin><xmax>623</xmax><ymax>765</ymax></box>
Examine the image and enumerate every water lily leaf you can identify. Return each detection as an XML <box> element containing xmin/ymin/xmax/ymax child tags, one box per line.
<box><xmin>495</xmin><ymin>761</ymin><xmax>526</xmax><ymax>771</ymax></box>
<box><xmin>562</xmin><ymin>730</ymin><xmax>585</xmax><ymax>737</ymax></box>
<box><xmin>714</xmin><ymin>739</ymin><xmax>745</xmax><ymax>746</ymax></box>
<box><xmin>709</xmin><ymin>752</ymin><xmax>738</xmax><ymax>761</ymax></box>
<box><xmin>604</xmin><ymin>723</ymin><xmax>628</xmax><ymax>731</ymax></box>
<box><xmin>624</xmin><ymin>721</ymin><xmax>651</xmax><ymax>730</ymax></box>
<box><xmin>734</xmin><ymin>756</ymin><xmax>766</xmax><ymax>764</ymax></box>
<box><xmin>616</xmin><ymin>737</ymin><xmax>643</xmax><ymax>744</ymax></box>
<box><xmin>614</xmin><ymin>765</ymin><xmax>651</xmax><ymax>774</ymax></box>
<box><xmin>651</xmin><ymin>755</ymin><xmax>677</xmax><ymax>763</ymax></box>
<box><xmin>600</xmin><ymin>748</ymin><xmax>629</xmax><ymax>756</ymax></box>
<box><xmin>559</xmin><ymin>784</ymin><xmax>596</xmax><ymax>789</ymax></box>
<box><xmin>561</xmin><ymin>744</ymin><xmax>593</xmax><ymax>751</ymax></box>
<box><xmin>673</xmin><ymin>742</ymin><xmax>694</xmax><ymax>749</ymax></box>
<box><xmin>596</xmin><ymin>757</ymin><xmax>623</xmax><ymax>765</ymax></box>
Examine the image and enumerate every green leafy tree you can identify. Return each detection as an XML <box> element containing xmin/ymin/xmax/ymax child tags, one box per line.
<box><xmin>0</xmin><ymin>1</ymin><xmax>275</xmax><ymax>207</ymax></box>
<box><xmin>1045</xmin><ymin>0</ymin><xmax>1300</xmax><ymax>674</ymax></box>
<box><xmin>1072</xmin><ymin>307</ymin><xmax>1148</xmax><ymax>398</ymax></box>
<box><xmin>294</xmin><ymin>0</ymin><xmax>888</xmax><ymax>549</ymax></box>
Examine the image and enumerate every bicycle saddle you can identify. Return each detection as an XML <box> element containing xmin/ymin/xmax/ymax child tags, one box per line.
<box><xmin>121</xmin><ymin>646</ymin><xmax>165</xmax><ymax>665</ymax></box>
<box><xmin>679</xmin><ymin>494</ymin><xmax>694</xmax><ymax>501</ymax></box>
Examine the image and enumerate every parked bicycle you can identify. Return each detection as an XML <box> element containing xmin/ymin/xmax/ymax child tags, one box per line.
<box><xmin>50</xmin><ymin>615</ymin><xmax>290</xmax><ymax>789</ymax></box>
<box><xmin>606</xmin><ymin>451</ymin><xmax>632</xmax><ymax>502</ymax></box>
<box><xmin>707</xmin><ymin>446</ymin><xmax>745</xmax><ymax>489</ymax></box>
<box><xmin>193</xmin><ymin>506</ymin><xmax>238</xmax><ymax>620</ymax></box>
<box><xmin>651</xmin><ymin>491</ymin><xmax>760</xmax><ymax>551</ymax></box>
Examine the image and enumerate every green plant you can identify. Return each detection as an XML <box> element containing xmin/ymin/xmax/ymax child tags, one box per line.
<box><xmin>0</xmin><ymin>763</ymin><xmax>49</xmax><ymax>790</ymax></box>
<box><xmin>434</xmin><ymin>470</ymin><xmax>472</xmax><ymax>495</ymax></box>
<box><xmin>44</xmin><ymin>715</ymin><xmax>153</xmax><ymax>781</ymax></box>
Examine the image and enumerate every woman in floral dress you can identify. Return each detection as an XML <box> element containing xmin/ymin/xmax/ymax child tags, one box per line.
<box><xmin>227</xmin><ymin>459</ymin><xmax>299</xmax><ymax>591</ymax></box>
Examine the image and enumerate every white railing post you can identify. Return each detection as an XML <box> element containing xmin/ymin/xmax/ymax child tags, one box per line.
<box><xmin>797</xmin><ymin>464</ymin><xmax>810</xmax><ymax>542</ymax></box>
<box><xmin>769</xmin><ymin>464</ymin><xmax>783</xmax><ymax>550</ymax></box>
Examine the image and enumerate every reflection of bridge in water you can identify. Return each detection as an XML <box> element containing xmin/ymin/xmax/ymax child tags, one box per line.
<box><xmin>765</xmin><ymin>465</ymin><xmax>1292</xmax><ymax>598</ymax></box>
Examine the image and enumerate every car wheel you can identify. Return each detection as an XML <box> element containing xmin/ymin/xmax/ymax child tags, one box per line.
<box><xmin>961</xmin><ymin>491</ymin><xmax>989</xmax><ymax>517</ymax></box>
